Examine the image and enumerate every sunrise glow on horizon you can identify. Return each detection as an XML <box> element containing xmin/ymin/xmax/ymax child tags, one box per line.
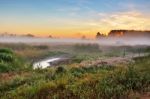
<box><xmin>0</xmin><ymin>0</ymin><xmax>150</xmax><ymax>38</ymax></box>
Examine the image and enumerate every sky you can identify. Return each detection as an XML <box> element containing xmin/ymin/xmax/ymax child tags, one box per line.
<box><xmin>0</xmin><ymin>0</ymin><xmax>150</xmax><ymax>38</ymax></box>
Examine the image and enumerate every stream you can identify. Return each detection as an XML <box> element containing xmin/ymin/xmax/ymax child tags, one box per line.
<box><xmin>33</xmin><ymin>57</ymin><xmax>66</xmax><ymax>69</ymax></box>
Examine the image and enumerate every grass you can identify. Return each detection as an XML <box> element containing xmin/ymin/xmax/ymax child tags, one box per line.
<box><xmin>0</xmin><ymin>48</ymin><xmax>31</xmax><ymax>73</ymax></box>
<box><xmin>0</xmin><ymin>55</ymin><xmax>149</xmax><ymax>99</ymax></box>
<box><xmin>0</xmin><ymin>44</ymin><xmax>149</xmax><ymax>99</ymax></box>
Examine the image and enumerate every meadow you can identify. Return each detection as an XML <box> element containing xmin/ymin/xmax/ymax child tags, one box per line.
<box><xmin>0</xmin><ymin>43</ymin><xmax>149</xmax><ymax>99</ymax></box>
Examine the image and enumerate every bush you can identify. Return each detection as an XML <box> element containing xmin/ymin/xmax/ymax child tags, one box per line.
<box><xmin>0</xmin><ymin>63</ymin><xmax>13</xmax><ymax>72</ymax></box>
<box><xmin>56</xmin><ymin>66</ymin><xmax>66</xmax><ymax>74</ymax></box>
<box><xmin>0</xmin><ymin>53</ymin><xmax>14</xmax><ymax>62</ymax></box>
<box><xmin>0</xmin><ymin>48</ymin><xmax>14</xmax><ymax>62</ymax></box>
<box><xmin>0</xmin><ymin>48</ymin><xmax>13</xmax><ymax>54</ymax></box>
<box><xmin>70</xmin><ymin>67</ymin><xmax>85</xmax><ymax>77</ymax></box>
<box><xmin>0</xmin><ymin>48</ymin><xmax>31</xmax><ymax>73</ymax></box>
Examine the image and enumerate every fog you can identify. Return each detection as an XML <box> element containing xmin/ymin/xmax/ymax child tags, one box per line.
<box><xmin>0</xmin><ymin>36</ymin><xmax>150</xmax><ymax>46</ymax></box>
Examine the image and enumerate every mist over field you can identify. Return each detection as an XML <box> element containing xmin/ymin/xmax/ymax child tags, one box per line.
<box><xmin>0</xmin><ymin>36</ymin><xmax>150</xmax><ymax>46</ymax></box>
<box><xmin>0</xmin><ymin>34</ymin><xmax>150</xmax><ymax>99</ymax></box>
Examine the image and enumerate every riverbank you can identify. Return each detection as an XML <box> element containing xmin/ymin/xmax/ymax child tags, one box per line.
<box><xmin>0</xmin><ymin>55</ymin><xmax>150</xmax><ymax>99</ymax></box>
<box><xmin>0</xmin><ymin>43</ymin><xmax>150</xmax><ymax>99</ymax></box>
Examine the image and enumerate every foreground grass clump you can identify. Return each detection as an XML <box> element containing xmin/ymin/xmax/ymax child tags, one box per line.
<box><xmin>0</xmin><ymin>48</ymin><xmax>31</xmax><ymax>73</ymax></box>
<box><xmin>0</xmin><ymin>54</ymin><xmax>149</xmax><ymax>99</ymax></box>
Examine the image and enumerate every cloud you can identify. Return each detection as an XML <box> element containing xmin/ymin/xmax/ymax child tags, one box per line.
<box><xmin>46</xmin><ymin>10</ymin><xmax>150</xmax><ymax>37</ymax></box>
<box><xmin>85</xmin><ymin>10</ymin><xmax>150</xmax><ymax>34</ymax></box>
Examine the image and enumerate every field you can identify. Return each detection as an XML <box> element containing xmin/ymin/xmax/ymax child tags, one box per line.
<box><xmin>0</xmin><ymin>43</ymin><xmax>150</xmax><ymax>99</ymax></box>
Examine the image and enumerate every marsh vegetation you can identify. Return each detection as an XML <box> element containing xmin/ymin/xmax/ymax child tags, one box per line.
<box><xmin>0</xmin><ymin>43</ymin><xmax>150</xmax><ymax>99</ymax></box>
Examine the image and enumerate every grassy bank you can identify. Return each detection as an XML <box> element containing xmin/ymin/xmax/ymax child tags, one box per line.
<box><xmin>0</xmin><ymin>44</ymin><xmax>150</xmax><ymax>99</ymax></box>
<box><xmin>0</xmin><ymin>56</ymin><xmax>149</xmax><ymax>98</ymax></box>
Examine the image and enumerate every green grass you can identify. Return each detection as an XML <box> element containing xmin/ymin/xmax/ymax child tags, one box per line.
<box><xmin>0</xmin><ymin>55</ymin><xmax>149</xmax><ymax>99</ymax></box>
<box><xmin>0</xmin><ymin>46</ymin><xmax>149</xmax><ymax>99</ymax></box>
<box><xmin>0</xmin><ymin>48</ymin><xmax>31</xmax><ymax>73</ymax></box>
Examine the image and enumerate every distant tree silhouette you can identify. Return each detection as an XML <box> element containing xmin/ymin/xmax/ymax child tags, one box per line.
<box><xmin>49</xmin><ymin>35</ymin><xmax>53</xmax><ymax>38</ymax></box>
<box><xmin>25</xmin><ymin>34</ymin><xmax>34</xmax><ymax>37</ymax></box>
<box><xmin>81</xmin><ymin>35</ymin><xmax>86</xmax><ymax>39</ymax></box>
<box><xmin>96</xmin><ymin>32</ymin><xmax>105</xmax><ymax>39</ymax></box>
<box><xmin>96</xmin><ymin>32</ymin><xmax>101</xmax><ymax>38</ymax></box>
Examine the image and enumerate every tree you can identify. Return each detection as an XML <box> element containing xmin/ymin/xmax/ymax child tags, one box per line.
<box><xmin>81</xmin><ymin>35</ymin><xmax>86</xmax><ymax>39</ymax></box>
<box><xmin>49</xmin><ymin>35</ymin><xmax>53</xmax><ymax>38</ymax></box>
<box><xmin>96</xmin><ymin>32</ymin><xmax>105</xmax><ymax>39</ymax></box>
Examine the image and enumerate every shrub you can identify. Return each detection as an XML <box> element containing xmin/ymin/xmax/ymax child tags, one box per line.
<box><xmin>70</xmin><ymin>67</ymin><xmax>86</xmax><ymax>77</ymax></box>
<box><xmin>0</xmin><ymin>48</ymin><xmax>14</xmax><ymax>62</ymax></box>
<box><xmin>0</xmin><ymin>48</ymin><xmax>31</xmax><ymax>73</ymax></box>
<box><xmin>0</xmin><ymin>63</ymin><xmax>13</xmax><ymax>72</ymax></box>
<box><xmin>56</xmin><ymin>66</ymin><xmax>66</xmax><ymax>74</ymax></box>
<box><xmin>0</xmin><ymin>53</ymin><xmax>14</xmax><ymax>62</ymax></box>
<box><xmin>0</xmin><ymin>48</ymin><xmax>13</xmax><ymax>54</ymax></box>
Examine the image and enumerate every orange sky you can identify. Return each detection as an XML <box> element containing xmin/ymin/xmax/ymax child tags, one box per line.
<box><xmin>0</xmin><ymin>10</ymin><xmax>150</xmax><ymax>38</ymax></box>
<box><xmin>0</xmin><ymin>0</ymin><xmax>150</xmax><ymax>39</ymax></box>
<box><xmin>1</xmin><ymin>17</ymin><xmax>149</xmax><ymax>39</ymax></box>
<box><xmin>1</xmin><ymin>10</ymin><xmax>150</xmax><ymax>39</ymax></box>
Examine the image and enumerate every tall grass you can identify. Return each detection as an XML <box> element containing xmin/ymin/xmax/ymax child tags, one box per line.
<box><xmin>0</xmin><ymin>48</ymin><xmax>31</xmax><ymax>73</ymax></box>
<box><xmin>2</xmin><ymin>55</ymin><xmax>148</xmax><ymax>99</ymax></box>
<box><xmin>0</xmin><ymin>45</ymin><xmax>149</xmax><ymax>99</ymax></box>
